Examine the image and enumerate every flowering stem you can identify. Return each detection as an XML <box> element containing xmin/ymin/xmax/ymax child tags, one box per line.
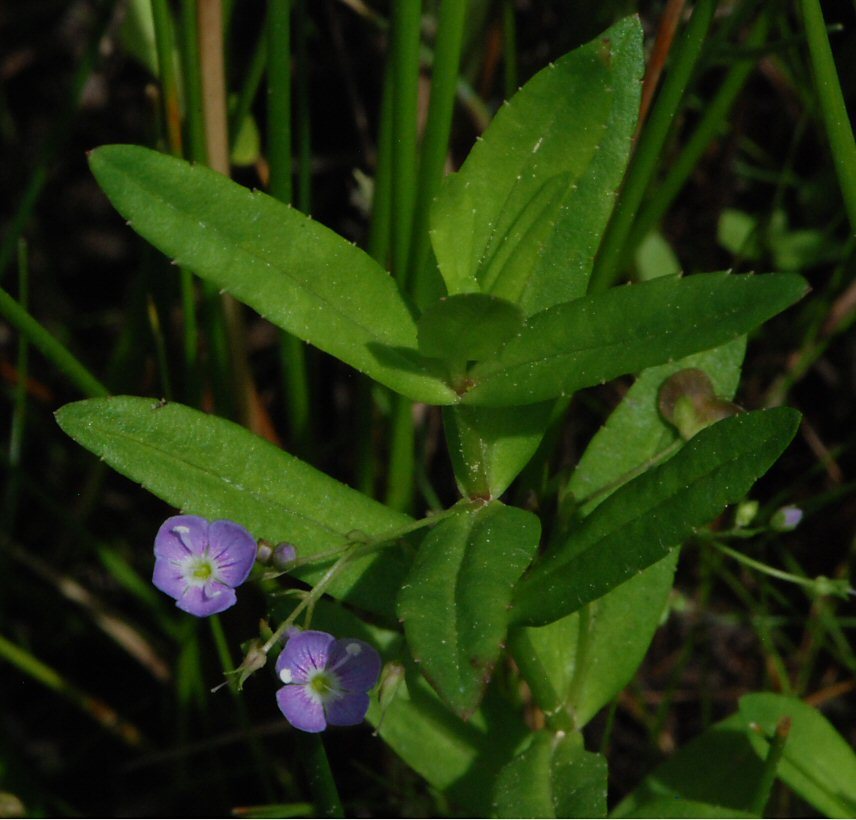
<box><xmin>262</xmin><ymin>505</ymin><xmax>465</xmax><ymax>654</ymax></box>
<box><xmin>296</xmin><ymin>732</ymin><xmax>344</xmax><ymax>818</ymax></box>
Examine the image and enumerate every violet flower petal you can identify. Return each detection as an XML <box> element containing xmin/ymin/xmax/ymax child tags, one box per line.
<box><xmin>276</xmin><ymin>631</ymin><xmax>334</xmax><ymax>685</ymax></box>
<box><xmin>325</xmin><ymin>691</ymin><xmax>370</xmax><ymax>727</ymax></box>
<box><xmin>327</xmin><ymin>639</ymin><xmax>382</xmax><ymax>692</ymax></box>
<box><xmin>154</xmin><ymin>515</ymin><xmax>209</xmax><ymax>561</ymax></box>
<box><xmin>152</xmin><ymin>555</ymin><xmax>186</xmax><ymax>600</ymax></box>
<box><xmin>207</xmin><ymin>519</ymin><xmax>257</xmax><ymax>587</ymax></box>
<box><xmin>177</xmin><ymin>582</ymin><xmax>237</xmax><ymax>617</ymax></box>
<box><xmin>276</xmin><ymin>685</ymin><xmax>326</xmax><ymax>733</ymax></box>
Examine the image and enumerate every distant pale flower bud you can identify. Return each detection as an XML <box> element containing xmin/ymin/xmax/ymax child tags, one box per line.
<box><xmin>770</xmin><ymin>506</ymin><xmax>803</xmax><ymax>532</ymax></box>
<box><xmin>735</xmin><ymin>499</ymin><xmax>760</xmax><ymax>528</ymax></box>
<box><xmin>273</xmin><ymin>542</ymin><xmax>298</xmax><ymax>569</ymax></box>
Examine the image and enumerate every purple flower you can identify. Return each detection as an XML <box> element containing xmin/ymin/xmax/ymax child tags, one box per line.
<box><xmin>153</xmin><ymin>515</ymin><xmax>257</xmax><ymax>617</ymax></box>
<box><xmin>275</xmin><ymin>630</ymin><xmax>381</xmax><ymax>733</ymax></box>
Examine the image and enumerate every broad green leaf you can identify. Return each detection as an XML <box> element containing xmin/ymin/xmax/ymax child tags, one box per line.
<box><xmin>55</xmin><ymin>397</ymin><xmax>411</xmax><ymax>619</ymax></box>
<box><xmin>431</xmin><ymin>17</ymin><xmax>643</xmax><ymax>314</ymax></box>
<box><xmin>308</xmin><ymin>599</ymin><xmax>528</xmax><ymax>817</ymax></box>
<box><xmin>443</xmin><ymin>402</ymin><xmax>556</xmax><ymax>498</ymax></box>
<box><xmin>397</xmin><ymin>502</ymin><xmax>540</xmax><ymax>717</ymax></box>
<box><xmin>511</xmin><ymin>552</ymin><xmax>677</xmax><ymax>728</ymax></box>
<box><xmin>463</xmin><ymin>273</ymin><xmax>806</xmax><ymax>407</ymax></box>
<box><xmin>620</xmin><ymin>798</ymin><xmax>757</xmax><ymax>818</ymax></box>
<box><xmin>512</xmin><ymin>407</ymin><xmax>801</xmax><ymax>626</ymax></box>
<box><xmin>492</xmin><ymin>731</ymin><xmax>607</xmax><ymax>818</ymax></box>
<box><xmin>739</xmin><ymin>693</ymin><xmax>856</xmax><ymax>818</ymax></box>
<box><xmin>611</xmin><ymin>714</ymin><xmax>765</xmax><ymax>817</ymax></box>
<box><xmin>88</xmin><ymin>145</ymin><xmax>456</xmax><ymax>405</ymax></box>
<box><xmin>417</xmin><ymin>294</ymin><xmax>523</xmax><ymax>378</ymax></box>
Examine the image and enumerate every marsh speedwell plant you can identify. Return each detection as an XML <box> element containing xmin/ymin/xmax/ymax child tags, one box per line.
<box><xmin>52</xmin><ymin>10</ymin><xmax>856</xmax><ymax>819</ymax></box>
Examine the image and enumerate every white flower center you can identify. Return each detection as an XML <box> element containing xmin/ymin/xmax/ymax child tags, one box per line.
<box><xmin>182</xmin><ymin>554</ymin><xmax>220</xmax><ymax>588</ymax></box>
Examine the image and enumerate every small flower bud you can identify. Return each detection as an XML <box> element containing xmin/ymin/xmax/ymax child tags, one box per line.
<box><xmin>770</xmin><ymin>506</ymin><xmax>803</xmax><ymax>532</ymax></box>
<box><xmin>658</xmin><ymin>369</ymin><xmax>740</xmax><ymax>440</ymax></box>
<box><xmin>811</xmin><ymin>576</ymin><xmax>852</xmax><ymax>600</ymax></box>
<box><xmin>374</xmin><ymin>661</ymin><xmax>408</xmax><ymax>735</ymax></box>
<box><xmin>273</xmin><ymin>542</ymin><xmax>298</xmax><ymax>569</ymax></box>
<box><xmin>735</xmin><ymin>499</ymin><xmax>760</xmax><ymax>528</ymax></box>
<box><xmin>236</xmin><ymin>639</ymin><xmax>268</xmax><ymax>689</ymax></box>
<box><xmin>256</xmin><ymin>539</ymin><xmax>274</xmax><ymax>564</ymax></box>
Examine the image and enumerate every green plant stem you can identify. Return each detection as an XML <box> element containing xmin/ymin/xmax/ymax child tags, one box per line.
<box><xmin>151</xmin><ymin>0</ymin><xmax>184</xmax><ymax>154</ymax></box>
<box><xmin>268</xmin><ymin>0</ymin><xmax>293</xmax><ymax>203</ymax></box>
<box><xmin>385</xmin><ymin>395</ymin><xmax>415</xmax><ymax>512</ymax></box>
<box><xmin>268</xmin><ymin>0</ymin><xmax>313</xmax><ymax>454</ymax></box>
<box><xmin>589</xmin><ymin>0</ymin><xmax>716</xmax><ymax>293</ymax></box>
<box><xmin>262</xmin><ymin>507</ymin><xmax>461</xmax><ymax>654</ymax></box>
<box><xmin>408</xmin><ymin>0</ymin><xmax>468</xmax><ymax>308</ymax></box>
<box><xmin>384</xmin><ymin>1</ymin><xmax>422</xmax><ymax>512</ymax></box>
<box><xmin>390</xmin><ymin>0</ymin><xmax>422</xmax><ymax>288</ymax></box>
<box><xmin>750</xmin><ymin>717</ymin><xmax>792</xmax><ymax>816</ymax></box>
<box><xmin>146</xmin><ymin>295</ymin><xmax>174</xmax><ymax>400</ymax></box>
<box><xmin>7</xmin><ymin>241</ymin><xmax>29</xmax><ymax>507</ymax></box>
<box><xmin>180</xmin><ymin>0</ymin><xmax>209</xmax><ymax>163</ymax></box>
<box><xmin>629</xmin><ymin>10</ymin><xmax>769</xmax><ymax>252</ymax></box>
<box><xmin>368</xmin><ymin>62</ymin><xmax>395</xmax><ymax>266</ymax></box>
<box><xmin>0</xmin><ymin>284</ymin><xmax>108</xmax><ymax>398</ymax></box>
<box><xmin>296</xmin><ymin>732</ymin><xmax>344</xmax><ymax>818</ymax></box>
<box><xmin>502</xmin><ymin>0</ymin><xmax>518</xmax><ymax>99</ymax></box>
<box><xmin>229</xmin><ymin>23</ymin><xmax>267</xmax><ymax>147</ymax></box>
<box><xmin>295</xmin><ymin>0</ymin><xmax>312</xmax><ymax>213</ymax></box>
<box><xmin>713</xmin><ymin>541</ymin><xmax>821</xmax><ymax>592</ymax></box>
<box><xmin>800</xmin><ymin>0</ymin><xmax>856</xmax><ymax>233</ymax></box>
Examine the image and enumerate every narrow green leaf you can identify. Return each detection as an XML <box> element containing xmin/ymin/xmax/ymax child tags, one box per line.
<box><xmin>492</xmin><ymin>731</ymin><xmax>607</xmax><ymax>818</ymax></box>
<box><xmin>464</xmin><ymin>273</ymin><xmax>806</xmax><ymax>407</ymax></box>
<box><xmin>739</xmin><ymin>693</ymin><xmax>856</xmax><ymax>818</ymax></box>
<box><xmin>55</xmin><ymin>397</ymin><xmax>411</xmax><ymax>619</ymax></box>
<box><xmin>398</xmin><ymin>502</ymin><xmax>540</xmax><ymax>717</ymax></box>
<box><xmin>431</xmin><ymin>17</ymin><xmax>643</xmax><ymax>313</ymax></box>
<box><xmin>513</xmin><ymin>407</ymin><xmax>801</xmax><ymax>626</ymax></box>
<box><xmin>88</xmin><ymin>145</ymin><xmax>456</xmax><ymax>404</ymax></box>
<box><xmin>519</xmin><ymin>340</ymin><xmax>744</xmax><ymax>727</ymax></box>
<box><xmin>612</xmin><ymin>714</ymin><xmax>765</xmax><ymax>817</ymax></box>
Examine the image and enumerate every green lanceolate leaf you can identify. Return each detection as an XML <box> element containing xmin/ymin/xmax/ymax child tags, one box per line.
<box><xmin>88</xmin><ymin>145</ymin><xmax>456</xmax><ymax>405</ymax></box>
<box><xmin>739</xmin><ymin>693</ymin><xmax>856</xmax><ymax>818</ymax></box>
<box><xmin>417</xmin><ymin>293</ymin><xmax>524</xmax><ymax>381</ymax></box>
<box><xmin>397</xmin><ymin>502</ymin><xmax>540</xmax><ymax>717</ymax></box>
<box><xmin>463</xmin><ymin>273</ymin><xmax>806</xmax><ymax>407</ymax></box>
<box><xmin>431</xmin><ymin>17</ymin><xmax>643</xmax><ymax>314</ymax></box>
<box><xmin>492</xmin><ymin>731</ymin><xmax>607</xmax><ymax>818</ymax></box>
<box><xmin>512</xmin><ymin>407</ymin><xmax>801</xmax><ymax>627</ymax></box>
<box><xmin>55</xmin><ymin>397</ymin><xmax>411</xmax><ymax>619</ymax></box>
<box><xmin>510</xmin><ymin>339</ymin><xmax>746</xmax><ymax>727</ymax></box>
<box><xmin>612</xmin><ymin>713</ymin><xmax>765</xmax><ymax>817</ymax></box>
